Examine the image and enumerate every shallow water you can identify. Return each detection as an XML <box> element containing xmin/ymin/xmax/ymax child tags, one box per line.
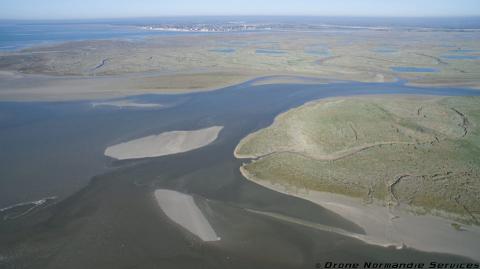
<box><xmin>1</xmin><ymin>79</ymin><xmax>479</xmax><ymax>267</ymax></box>
<box><xmin>255</xmin><ymin>49</ymin><xmax>287</xmax><ymax>55</ymax></box>
<box><xmin>391</xmin><ymin>66</ymin><xmax>439</xmax><ymax>73</ymax></box>
<box><xmin>442</xmin><ymin>55</ymin><xmax>480</xmax><ymax>60</ymax></box>
<box><xmin>209</xmin><ymin>48</ymin><xmax>236</xmax><ymax>53</ymax></box>
<box><xmin>0</xmin><ymin>21</ymin><xmax>212</xmax><ymax>51</ymax></box>
<box><xmin>448</xmin><ymin>49</ymin><xmax>478</xmax><ymax>53</ymax></box>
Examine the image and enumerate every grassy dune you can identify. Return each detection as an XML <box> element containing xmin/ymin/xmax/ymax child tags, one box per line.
<box><xmin>236</xmin><ymin>96</ymin><xmax>480</xmax><ymax>224</ymax></box>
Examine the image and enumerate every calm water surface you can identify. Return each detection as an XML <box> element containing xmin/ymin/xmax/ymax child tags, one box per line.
<box><xmin>391</xmin><ymin>67</ymin><xmax>439</xmax><ymax>73</ymax></box>
<box><xmin>0</xmin><ymin>79</ymin><xmax>478</xmax><ymax>267</ymax></box>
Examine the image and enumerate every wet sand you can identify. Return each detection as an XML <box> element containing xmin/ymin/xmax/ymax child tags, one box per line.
<box><xmin>104</xmin><ymin>126</ymin><xmax>223</xmax><ymax>160</ymax></box>
<box><xmin>240</xmin><ymin>167</ymin><xmax>480</xmax><ymax>261</ymax></box>
<box><xmin>154</xmin><ymin>189</ymin><xmax>220</xmax><ymax>242</ymax></box>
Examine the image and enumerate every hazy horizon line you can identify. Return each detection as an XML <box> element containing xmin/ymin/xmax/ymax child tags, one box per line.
<box><xmin>1</xmin><ymin>14</ymin><xmax>480</xmax><ymax>22</ymax></box>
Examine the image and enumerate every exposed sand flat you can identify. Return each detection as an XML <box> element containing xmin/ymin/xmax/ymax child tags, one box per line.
<box><xmin>104</xmin><ymin>126</ymin><xmax>223</xmax><ymax>160</ymax></box>
<box><xmin>91</xmin><ymin>100</ymin><xmax>165</xmax><ymax>109</ymax></box>
<box><xmin>241</xmin><ymin>167</ymin><xmax>480</xmax><ymax>261</ymax></box>
<box><xmin>154</xmin><ymin>189</ymin><xmax>220</xmax><ymax>242</ymax></box>
<box><xmin>0</xmin><ymin>70</ymin><xmax>258</xmax><ymax>101</ymax></box>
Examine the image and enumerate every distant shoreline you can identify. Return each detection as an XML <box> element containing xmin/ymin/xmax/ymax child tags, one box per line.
<box><xmin>2</xmin><ymin>26</ymin><xmax>480</xmax><ymax>100</ymax></box>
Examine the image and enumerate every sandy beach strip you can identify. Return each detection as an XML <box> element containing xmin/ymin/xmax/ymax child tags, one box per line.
<box><xmin>104</xmin><ymin>126</ymin><xmax>223</xmax><ymax>160</ymax></box>
<box><xmin>240</xmin><ymin>167</ymin><xmax>480</xmax><ymax>261</ymax></box>
<box><xmin>91</xmin><ymin>100</ymin><xmax>165</xmax><ymax>109</ymax></box>
<box><xmin>154</xmin><ymin>189</ymin><xmax>220</xmax><ymax>242</ymax></box>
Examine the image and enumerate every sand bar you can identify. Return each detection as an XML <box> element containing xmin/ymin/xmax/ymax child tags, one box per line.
<box><xmin>241</xmin><ymin>167</ymin><xmax>480</xmax><ymax>261</ymax></box>
<box><xmin>104</xmin><ymin>126</ymin><xmax>223</xmax><ymax>160</ymax></box>
<box><xmin>91</xmin><ymin>100</ymin><xmax>165</xmax><ymax>109</ymax></box>
<box><xmin>154</xmin><ymin>189</ymin><xmax>220</xmax><ymax>242</ymax></box>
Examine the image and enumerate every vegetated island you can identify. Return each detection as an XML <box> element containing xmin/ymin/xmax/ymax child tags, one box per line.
<box><xmin>105</xmin><ymin>126</ymin><xmax>223</xmax><ymax>160</ymax></box>
<box><xmin>235</xmin><ymin>95</ymin><xmax>480</xmax><ymax>261</ymax></box>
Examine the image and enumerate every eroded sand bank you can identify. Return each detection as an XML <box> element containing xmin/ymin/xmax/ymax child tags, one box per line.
<box><xmin>154</xmin><ymin>189</ymin><xmax>220</xmax><ymax>242</ymax></box>
<box><xmin>104</xmin><ymin>126</ymin><xmax>223</xmax><ymax>160</ymax></box>
<box><xmin>240</xmin><ymin>167</ymin><xmax>480</xmax><ymax>261</ymax></box>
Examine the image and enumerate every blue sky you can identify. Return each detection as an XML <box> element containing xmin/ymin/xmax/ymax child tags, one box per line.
<box><xmin>1</xmin><ymin>0</ymin><xmax>479</xmax><ymax>20</ymax></box>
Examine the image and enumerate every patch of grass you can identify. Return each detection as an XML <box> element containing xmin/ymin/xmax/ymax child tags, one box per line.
<box><xmin>238</xmin><ymin>96</ymin><xmax>480</xmax><ymax>224</ymax></box>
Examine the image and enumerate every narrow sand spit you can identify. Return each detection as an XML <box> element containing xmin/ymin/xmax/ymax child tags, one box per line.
<box><xmin>154</xmin><ymin>189</ymin><xmax>220</xmax><ymax>242</ymax></box>
<box><xmin>104</xmin><ymin>126</ymin><xmax>223</xmax><ymax>160</ymax></box>
<box><xmin>240</xmin><ymin>167</ymin><xmax>480</xmax><ymax>261</ymax></box>
<box><xmin>92</xmin><ymin>100</ymin><xmax>165</xmax><ymax>109</ymax></box>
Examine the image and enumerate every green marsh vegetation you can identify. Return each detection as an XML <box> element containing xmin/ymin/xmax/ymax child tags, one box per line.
<box><xmin>237</xmin><ymin>96</ymin><xmax>480</xmax><ymax>224</ymax></box>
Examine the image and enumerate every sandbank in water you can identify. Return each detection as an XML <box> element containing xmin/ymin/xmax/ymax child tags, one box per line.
<box><xmin>105</xmin><ymin>126</ymin><xmax>223</xmax><ymax>160</ymax></box>
<box><xmin>154</xmin><ymin>189</ymin><xmax>220</xmax><ymax>242</ymax></box>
